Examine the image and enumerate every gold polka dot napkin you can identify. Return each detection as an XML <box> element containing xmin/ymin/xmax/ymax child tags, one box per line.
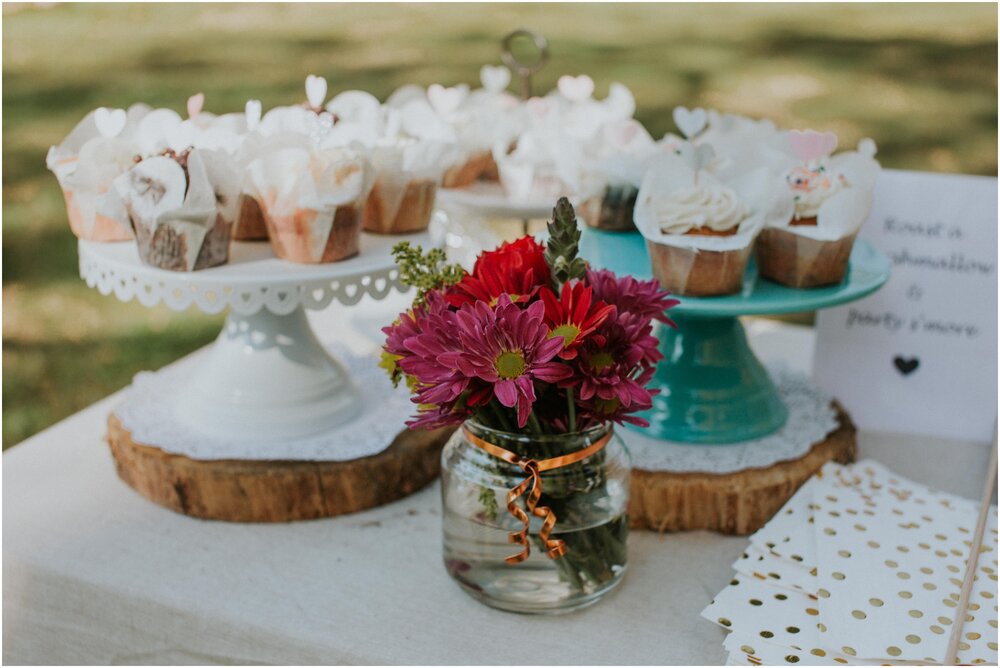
<box><xmin>701</xmin><ymin>460</ymin><xmax>998</xmax><ymax>666</ymax></box>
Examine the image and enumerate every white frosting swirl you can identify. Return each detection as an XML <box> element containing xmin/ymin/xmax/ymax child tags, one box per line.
<box><xmin>651</xmin><ymin>181</ymin><xmax>748</xmax><ymax>234</ymax></box>
<box><xmin>786</xmin><ymin>164</ymin><xmax>847</xmax><ymax>219</ymax></box>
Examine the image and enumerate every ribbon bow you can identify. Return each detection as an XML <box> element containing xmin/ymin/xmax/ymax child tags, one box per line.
<box><xmin>462</xmin><ymin>427</ymin><xmax>612</xmax><ymax>565</ymax></box>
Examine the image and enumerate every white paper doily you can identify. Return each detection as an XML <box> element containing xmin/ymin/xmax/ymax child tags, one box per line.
<box><xmin>116</xmin><ymin>344</ymin><xmax>415</xmax><ymax>461</ymax></box>
<box><xmin>620</xmin><ymin>365</ymin><xmax>839</xmax><ymax>474</ymax></box>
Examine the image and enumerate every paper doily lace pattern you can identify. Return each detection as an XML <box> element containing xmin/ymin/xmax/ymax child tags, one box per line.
<box><xmin>620</xmin><ymin>366</ymin><xmax>839</xmax><ymax>474</ymax></box>
<box><xmin>115</xmin><ymin>345</ymin><xmax>415</xmax><ymax>461</ymax></box>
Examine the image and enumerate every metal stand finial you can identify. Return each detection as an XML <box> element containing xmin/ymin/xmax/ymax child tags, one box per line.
<box><xmin>501</xmin><ymin>29</ymin><xmax>549</xmax><ymax>100</ymax></box>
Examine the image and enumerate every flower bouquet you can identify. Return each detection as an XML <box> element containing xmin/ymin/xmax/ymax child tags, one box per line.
<box><xmin>382</xmin><ymin>198</ymin><xmax>677</xmax><ymax>613</ymax></box>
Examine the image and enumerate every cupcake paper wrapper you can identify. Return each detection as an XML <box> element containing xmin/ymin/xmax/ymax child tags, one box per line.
<box><xmin>245</xmin><ymin>140</ymin><xmax>373</xmax><ymax>263</ymax></box>
<box><xmin>111</xmin><ymin>148</ymin><xmax>239</xmax><ymax>271</ymax></box>
<box><xmin>362</xmin><ymin>142</ymin><xmax>449</xmax><ymax>233</ymax></box>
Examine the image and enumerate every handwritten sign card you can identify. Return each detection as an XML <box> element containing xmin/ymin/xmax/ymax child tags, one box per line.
<box><xmin>814</xmin><ymin>169</ymin><xmax>997</xmax><ymax>443</ymax></box>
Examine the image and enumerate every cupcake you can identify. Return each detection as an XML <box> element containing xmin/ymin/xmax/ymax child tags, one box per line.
<box><xmin>755</xmin><ymin>132</ymin><xmax>880</xmax><ymax>288</ymax></box>
<box><xmin>388</xmin><ymin>76</ymin><xmax>523</xmax><ymax>189</ymax></box>
<box><xmin>323</xmin><ymin>91</ymin><xmax>452</xmax><ymax>235</ymax></box>
<box><xmin>362</xmin><ymin>140</ymin><xmax>451</xmax><ymax>234</ymax></box>
<box><xmin>635</xmin><ymin>148</ymin><xmax>790</xmax><ymax>297</ymax></box>
<box><xmin>576</xmin><ymin>118</ymin><xmax>658</xmax><ymax>232</ymax></box>
<box><xmin>111</xmin><ymin>147</ymin><xmax>240</xmax><ymax>272</ymax></box>
<box><xmin>46</xmin><ymin>104</ymin><xmax>151</xmax><ymax>241</ymax></box>
<box><xmin>245</xmin><ymin>137</ymin><xmax>373</xmax><ymax>263</ymax></box>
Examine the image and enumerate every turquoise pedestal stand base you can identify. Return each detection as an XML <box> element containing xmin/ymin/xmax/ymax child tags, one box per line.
<box><xmin>649</xmin><ymin>314</ymin><xmax>787</xmax><ymax>443</ymax></box>
<box><xmin>579</xmin><ymin>227</ymin><xmax>891</xmax><ymax>444</ymax></box>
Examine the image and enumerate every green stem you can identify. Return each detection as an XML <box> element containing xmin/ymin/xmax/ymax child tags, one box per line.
<box><xmin>566</xmin><ymin>388</ymin><xmax>577</xmax><ymax>433</ymax></box>
<box><xmin>528</xmin><ymin>411</ymin><xmax>545</xmax><ymax>436</ymax></box>
<box><xmin>489</xmin><ymin>399</ymin><xmax>514</xmax><ymax>433</ymax></box>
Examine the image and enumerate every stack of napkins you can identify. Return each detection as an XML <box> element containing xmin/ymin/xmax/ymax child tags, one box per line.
<box><xmin>702</xmin><ymin>460</ymin><xmax>998</xmax><ymax>665</ymax></box>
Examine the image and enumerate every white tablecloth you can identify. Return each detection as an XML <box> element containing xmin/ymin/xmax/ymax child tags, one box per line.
<box><xmin>3</xmin><ymin>295</ymin><xmax>992</xmax><ymax>665</ymax></box>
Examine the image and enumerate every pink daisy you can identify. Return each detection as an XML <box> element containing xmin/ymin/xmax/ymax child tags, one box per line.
<box><xmin>443</xmin><ymin>295</ymin><xmax>572</xmax><ymax>428</ymax></box>
<box><xmin>586</xmin><ymin>268</ymin><xmax>680</xmax><ymax>327</ymax></box>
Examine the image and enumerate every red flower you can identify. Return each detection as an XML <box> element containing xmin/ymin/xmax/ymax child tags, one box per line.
<box><xmin>539</xmin><ymin>281</ymin><xmax>615</xmax><ymax>360</ymax></box>
<box><xmin>445</xmin><ymin>237</ymin><xmax>550</xmax><ymax>307</ymax></box>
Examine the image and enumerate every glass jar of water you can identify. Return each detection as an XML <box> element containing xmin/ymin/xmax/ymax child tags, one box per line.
<box><xmin>441</xmin><ymin>420</ymin><xmax>630</xmax><ymax>613</ymax></box>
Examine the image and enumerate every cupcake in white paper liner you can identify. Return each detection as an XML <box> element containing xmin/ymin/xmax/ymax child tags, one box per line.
<box><xmin>577</xmin><ymin>118</ymin><xmax>660</xmax><ymax>231</ymax></box>
<box><xmin>555</xmin><ymin>77</ymin><xmax>637</xmax><ymax>144</ymax></box>
<box><xmin>362</xmin><ymin>139</ymin><xmax>452</xmax><ymax>235</ymax></box>
<box><xmin>46</xmin><ymin>104</ymin><xmax>152</xmax><ymax>241</ymax></box>
<box><xmin>321</xmin><ymin>90</ymin><xmax>455</xmax><ymax>235</ymax></box>
<box><xmin>111</xmin><ymin>147</ymin><xmax>240</xmax><ymax>272</ymax></box>
<box><xmin>444</xmin><ymin>68</ymin><xmax>526</xmax><ymax>186</ymax></box>
<box><xmin>244</xmin><ymin>135</ymin><xmax>373</xmax><ymax>264</ymax></box>
<box><xmin>635</xmin><ymin>147</ymin><xmax>792</xmax><ymax>296</ymax></box>
<box><xmin>492</xmin><ymin>94</ymin><xmax>603</xmax><ymax>204</ymax></box>
<box><xmin>697</xmin><ymin>109</ymin><xmax>790</xmax><ymax>180</ymax></box>
<box><xmin>755</xmin><ymin>132</ymin><xmax>880</xmax><ymax>288</ymax></box>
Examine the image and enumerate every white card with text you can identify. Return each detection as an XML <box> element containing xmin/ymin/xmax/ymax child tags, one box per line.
<box><xmin>814</xmin><ymin>169</ymin><xmax>997</xmax><ymax>443</ymax></box>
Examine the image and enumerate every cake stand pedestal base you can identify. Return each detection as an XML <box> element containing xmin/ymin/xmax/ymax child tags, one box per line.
<box><xmin>628</xmin><ymin>402</ymin><xmax>857</xmax><ymax>535</ymax></box>
<box><xmin>106</xmin><ymin>414</ymin><xmax>453</xmax><ymax>522</ymax></box>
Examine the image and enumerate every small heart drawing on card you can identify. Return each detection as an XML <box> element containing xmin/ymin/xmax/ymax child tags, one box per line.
<box><xmin>245</xmin><ymin>99</ymin><xmax>262</xmax><ymax>130</ymax></box>
<box><xmin>480</xmin><ymin>65</ymin><xmax>511</xmax><ymax>93</ymax></box>
<box><xmin>789</xmin><ymin>129</ymin><xmax>838</xmax><ymax>162</ymax></box>
<box><xmin>427</xmin><ymin>84</ymin><xmax>466</xmax><ymax>115</ymax></box>
<box><xmin>557</xmin><ymin>74</ymin><xmax>594</xmax><ymax>102</ymax></box>
<box><xmin>305</xmin><ymin>74</ymin><xmax>327</xmax><ymax>109</ymax></box>
<box><xmin>673</xmin><ymin>106</ymin><xmax>707</xmax><ymax>139</ymax></box>
<box><xmin>893</xmin><ymin>356</ymin><xmax>919</xmax><ymax>376</ymax></box>
<box><xmin>95</xmin><ymin>107</ymin><xmax>127</xmax><ymax>138</ymax></box>
<box><xmin>186</xmin><ymin>92</ymin><xmax>205</xmax><ymax>119</ymax></box>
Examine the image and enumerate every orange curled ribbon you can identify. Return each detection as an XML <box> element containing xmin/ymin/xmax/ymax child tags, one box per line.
<box><xmin>462</xmin><ymin>427</ymin><xmax>612</xmax><ymax>565</ymax></box>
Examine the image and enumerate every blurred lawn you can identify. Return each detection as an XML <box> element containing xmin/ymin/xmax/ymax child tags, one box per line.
<box><xmin>3</xmin><ymin>3</ymin><xmax>997</xmax><ymax>448</ymax></box>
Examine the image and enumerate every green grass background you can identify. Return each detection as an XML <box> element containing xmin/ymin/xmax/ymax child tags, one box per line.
<box><xmin>3</xmin><ymin>2</ymin><xmax>997</xmax><ymax>448</ymax></box>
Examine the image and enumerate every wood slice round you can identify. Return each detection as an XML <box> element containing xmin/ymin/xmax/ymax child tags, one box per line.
<box><xmin>629</xmin><ymin>402</ymin><xmax>857</xmax><ymax>536</ymax></box>
<box><xmin>106</xmin><ymin>413</ymin><xmax>453</xmax><ymax>522</ymax></box>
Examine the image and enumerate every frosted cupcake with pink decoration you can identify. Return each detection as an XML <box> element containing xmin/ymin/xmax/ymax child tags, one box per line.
<box><xmin>755</xmin><ymin>130</ymin><xmax>880</xmax><ymax>288</ymax></box>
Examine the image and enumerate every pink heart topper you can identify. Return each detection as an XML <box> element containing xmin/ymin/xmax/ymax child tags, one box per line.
<box><xmin>187</xmin><ymin>92</ymin><xmax>205</xmax><ymax>119</ymax></box>
<box><xmin>526</xmin><ymin>96</ymin><xmax>553</xmax><ymax>121</ymax></box>
<box><xmin>607</xmin><ymin>119</ymin><xmax>640</xmax><ymax>149</ymax></box>
<box><xmin>789</xmin><ymin>129</ymin><xmax>838</xmax><ymax>163</ymax></box>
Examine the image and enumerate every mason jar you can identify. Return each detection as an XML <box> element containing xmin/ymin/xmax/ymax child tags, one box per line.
<box><xmin>440</xmin><ymin>420</ymin><xmax>631</xmax><ymax>614</ymax></box>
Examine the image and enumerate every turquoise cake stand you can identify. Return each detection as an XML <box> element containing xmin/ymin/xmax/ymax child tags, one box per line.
<box><xmin>579</xmin><ymin>228</ymin><xmax>891</xmax><ymax>444</ymax></box>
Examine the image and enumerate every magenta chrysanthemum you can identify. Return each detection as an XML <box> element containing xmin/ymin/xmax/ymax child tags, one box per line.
<box><xmin>383</xmin><ymin>292</ymin><xmax>490</xmax><ymax>429</ymax></box>
<box><xmin>566</xmin><ymin>308</ymin><xmax>663</xmax><ymax>426</ymax></box>
<box><xmin>586</xmin><ymin>268</ymin><xmax>680</xmax><ymax>327</ymax></box>
<box><xmin>443</xmin><ymin>295</ymin><xmax>572</xmax><ymax>428</ymax></box>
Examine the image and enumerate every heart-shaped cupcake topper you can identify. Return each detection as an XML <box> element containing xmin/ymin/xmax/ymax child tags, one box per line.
<box><xmin>186</xmin><ymin>92</ymin><xmax>205</xmax><ymax>120</ymax></box>
<box><xmin>557</xmin><ymin>74</ymin><xmax>594</xmax><ymax>102</ymax></box>
<box><xmin>305</xmin><ymin>74</ymin><xmax>327</xmax><ymax>109</ymax></box>
<box><xmin>789</xmin><ymin>129</ymin><xmax>838</xmax><ymax>163</ymax></box>
<box><xmin>857</xmin><ymin>137</ymin><xmax>878</xmax><ymax>158</ymax></box>
<box><xmin>245</xmin><ymin>99</ymin><xmax>262</xmax><ymax>131</ymax></box>
<box><xmin>427</xmin><ymin>84</ymin><xmax>466</xmax><ymax>115</ymax></box>
<box><xmin>94</xmin><ymin>107</ymin><xmax>127</xmax><ymax>139</ymax></box>
<box><xmin>480</xmin><ymin>65</ymin><xmax>511</xmax><ymax>94</ymax></box>
<box><xmin>673</xmin><ymin>106</ymin><xmax>707</xmax><ymax>139</ymax></box>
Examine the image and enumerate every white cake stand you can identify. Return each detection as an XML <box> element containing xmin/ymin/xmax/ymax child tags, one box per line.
<box><xmin>79</xmin><ymin>232</ymin><xmax>429</xmax><ymax>443</ymax></box>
